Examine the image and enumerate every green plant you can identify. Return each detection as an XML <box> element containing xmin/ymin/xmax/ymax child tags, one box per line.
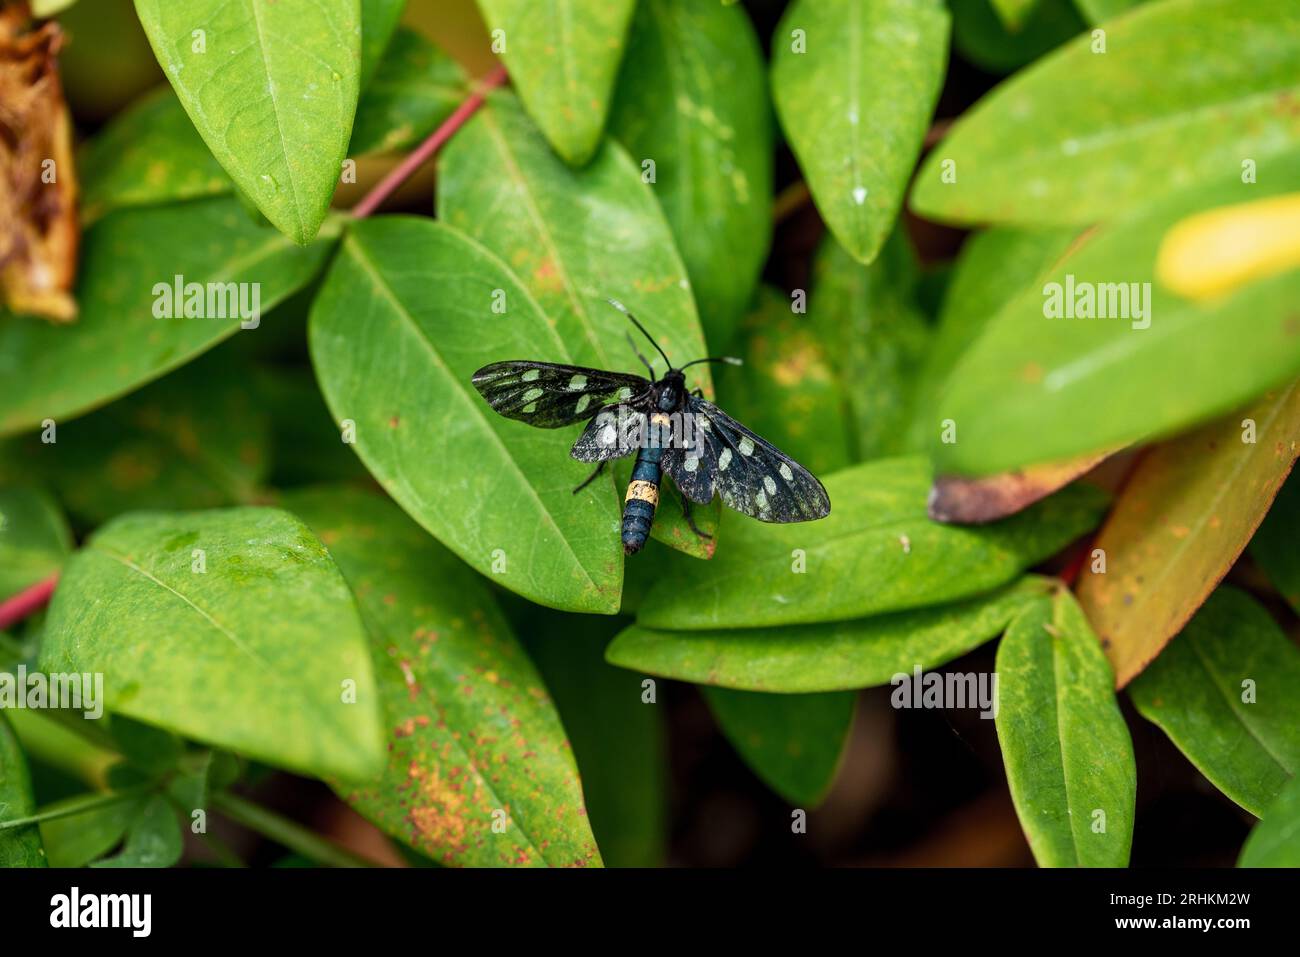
<box><xmin>0</xmin><ymin>0</ymin><xmax>1297</xmax><ymax>870</ymax></box>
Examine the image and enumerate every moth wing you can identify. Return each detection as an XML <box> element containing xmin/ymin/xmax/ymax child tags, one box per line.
<box><xmin>570</xmin><ymin>405</ymin><xmax>647</xmax><ymax>463</ymax></box>
<box><xmin>684</xmin><ymin>397</ymin><xmax>830</xmax><ymax>522</ymax></box>
<box><xmin>471</xmin><ymin>360</ymin><xmax>650</xmax><ymax>428</ymax></box>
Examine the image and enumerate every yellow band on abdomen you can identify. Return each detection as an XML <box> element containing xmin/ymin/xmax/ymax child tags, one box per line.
<box><xmin>625</xmin><ymin>480</ymin><xmax>659</xmax><ymax>507</ymax></box>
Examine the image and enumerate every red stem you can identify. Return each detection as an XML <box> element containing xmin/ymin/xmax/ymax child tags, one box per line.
<box><xmin>0</xmin><ymin>573</ymin><xmax>59</xmax><ymax>631</ymax></box>
<box><xmin>351</xmin><ymin>64</ymin><xmax>509</xmax><ymax>220</ymax></box>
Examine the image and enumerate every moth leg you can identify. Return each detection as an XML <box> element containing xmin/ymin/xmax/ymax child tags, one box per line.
<box><xmin>572</xmin><ymin>461</ymin><xmax>607</xmax><ymax>494</ymax></box>
<box><xmin>680</xmin><ymin>496</ymin><xmax>713</xmax><ymax>540</ymax></box>
<box><xmin>691</xmin><ymin>388</ymin><xmax>704</xmax><ymax>398</ymax></box>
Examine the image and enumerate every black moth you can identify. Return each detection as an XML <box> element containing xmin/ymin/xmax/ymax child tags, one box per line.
<box><xmin>471</xmin><ymin>299</ymin><xmax>831</xmax><ymax>555</ymax></box>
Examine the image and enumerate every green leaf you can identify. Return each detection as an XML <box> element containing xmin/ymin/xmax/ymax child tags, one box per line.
<box><xmin>133</xmin><ymin>0</ymin><xmax>361</xmax><ymax>244</ymax></box>
<box><xmin>1250</xmin><ymin>470</ymin><xmax>1300</xmax><ymax>616</ymax></box>
<box><xmin>522</xmin><ymin>613</ymin><xmax>665</xmax><ymax>867</ymax></box>
<box><xmin>635</xmin><ymin>457</ymin><xmax>1105</xmax><ymax>630</ymax></box>
<box><xmin>931</xmin><ymin>168</ymin><xmax>1300</xmax><ymax>476</ymax></box>
<box><xmin>1239</xmin><ymin>773</ymin><xmax>1300</xmax><ymax>867</ymax></box>
<box><xmin>79</xmin><ymin>87</ymin><xmax>232</xmax><ymax>222</ymax></box>
<box><xmin>951</xmin><ymin>0</ymin><xmax>1083</xmax><ymax>75</ymax></box>
<box><xmin>90</xmin><ymin>794</ymin><xmax>182</xmax><ymax>867</ymax></box>
<box><xmin>608</xmin><ymin>577</ymin><xmax>1050</xmax><ymax>692</ymax></box>
<box><xmin>286</xmin><ymin>486</ymin><xmax>602</xmax><ymax>868</ymax></box>
<box><xmin>812</xmin><ymin>230</ymin><xmax>930</xmax><ymax>459</ymax></box>
<box><xmin>991</xmin><ymin>0</ymin><xmax>1041</xmax><ymax>31</ymax></box>
<box><xmin>1077</xmin><ymin>382</ymin><xmax>1300</xmax><ymax>687</ymax></box>
<box><xmin>913</xmin><ymin>0</ymin><xmax>1300</xmax><ymax>226</ymax></box>
<box><xmin>40</xmin><ymin>794</ymin><xmax>145</xmax><ymax>867</ymax></box>
<box><xmin>907</xmin><ymin>226</ymin><xmax>1077</xmax><ymax>450</ymax></box>
<box><xmin>609</xmin><ymin>0</ymin><xmax>773</xmax><ymax>344</ymax></box>
<box><xmin>995</xmin><ymin>587</ymin><xmax>1135</xmax><ymax>867</ymax></box>
<box><xmin>253</xmin><ymin>366</ymin><xmax>370</xmax><ymax>488</ymax></box>
<box><xmin>0</xmin><ymin>486</ymin><xmax>72</xmax><ymax>597</ymax></box>
<box><xmin>110</xmin><ymin>715</ymin><xmax>183</xmax><ymax>776</ymax></box>
<box><xmin>475</xmin><ymin>0</ymin><xmax>635</xmax><ymax>165</ymax></box>
<box><xmin>0</xmin><ymin>198</ymin><xmax>337</xmax><ymax>438</ymax></box>
<box><xmin>359</xmin><ymin>0</ymin><xmax>406</xmax><ymax>90</ymax></box>
<box><xmin>0</xmin><ymin>712</ymin><xmax>46</xmax><ymax>867</ymax></box>
<box><xmin>39</xmin><ymin>507</ymin><xmax>384</xmax><ymax>781</ymax></box>
<box><xmin>350</xmin><ymin>27</ymin><xmax>465</xmax><ymax>155</ymax></box>
<box><xmin>772</xmin><ymin>0</ymin><xmax>949</xmax><ymax>264</ymax></box>
<box><xmin>1129</xmin><ymin>587</ymin><xmax>1300</xmax><ymax>817</ymax></box>
<box><xmin>439</xmin><ymin>92</ymin><xmax>711</xmax><ymax>387</ymax></box>
<box><xmin>0</xmin><ymin>351</ymin><xmax>271</xmax><ymax>525</ymax></box>
<box><xmin>309</xmin><ymin>216</ymin><xmax>626</xmax><ymax>613</ymax></box>
<box><xmin>703</xmin><ymin>688</ymin><xmax>854</xmax><ymax>807</ymax></box>
<box><xmin>717</xmin><ymin>285</ymin><xmax>853</xmax><ymax>477</ymax></box>
<box><xmin>1073</xmin><ymin>0</ymin><xmax>1148</xmax><ymax>24</ymax></box>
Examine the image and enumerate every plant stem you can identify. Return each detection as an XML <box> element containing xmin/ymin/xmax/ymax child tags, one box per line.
<box><xmin>211</xmin><ymin>792</ymin><xmax>374</xmax><ymax>868</ymax></box>
<box><xmin>351</xmin><ymin>63</ymin><xmax>509</xmax><ymax>220</ymax></box>
<box><xmin>0</xmin><ymin>786</ymin><xmax>149</xmax><ymax>831</ymax></box>
<box><xmin>0</xmin><ymin>573</ymin><xmax>59</xmax><ymax>631</ymax></box>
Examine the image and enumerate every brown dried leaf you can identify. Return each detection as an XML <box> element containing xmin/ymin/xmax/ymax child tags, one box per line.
<box><xmin>1076</xmin><ymin>380</ymin><xmax>1300</xmax><ymax>688</ymax></box>
<box><xmin>928</xmin><ymin>449</ymin><xmax>1115</xmax><ymax>524</ymax></box>
<box><xmin>0</xmin><ymin>5</ymin><xmax>78</xmax><ymax>322</ymax></box>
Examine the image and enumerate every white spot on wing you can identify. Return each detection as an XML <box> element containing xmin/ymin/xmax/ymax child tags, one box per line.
<box><xmin>568</xmin><ymin>374</ymin><xmax>587</xmax><ymax>390</ymax></box>
<box><xmin>738</xmin><ymin>437</ymin><xmax>754</xmax><ymax>456</ymax></box>
<box><xmin>779</xmin><ymin>463</ymin><xmax>794</xmax><ymax>482</ymax></box>
<box><xmin>763</xmin><ymin>476</ymin><xmax>777</xmax><ymax>495</ymax></box>
<box><xmin>718</xmin><ymin>448</ymin><xmax>732</xmax><ymax>471</ymax></box>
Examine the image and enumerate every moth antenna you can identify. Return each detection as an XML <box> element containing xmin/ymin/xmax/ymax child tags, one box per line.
<box><xmin>606</xmin><ymin>298</ymin><xmax>673</xmax><ymax>371</ymax></box>
<box><xmin>680</xmin><ymin>356</ymin><xmax>743</xmax><ymax>370</ymax></box>
<box><xmin>625</xmin><ymin>331</ymin><xmax>656</xmax><ymax>377</ymax></box>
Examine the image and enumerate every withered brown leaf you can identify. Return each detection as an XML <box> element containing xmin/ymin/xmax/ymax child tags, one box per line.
<box><xmin>0</xmin><ymin>3</ymin><xmax>78</xmax><ymax>322</ymax></box>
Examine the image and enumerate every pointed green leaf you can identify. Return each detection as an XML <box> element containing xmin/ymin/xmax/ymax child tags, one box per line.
<box><xmin>610</xmin><ymin>0</ymin><xmax>773</xmax><ymax>343</ymax></box>
<box><xmin>475</xmin><ymin>0</ymin><xmax>636</xmax><ymax>165</ymax></box>
<box><xmin>133</xmin><ymin>0</ymin><xmax>361</xmax><ymax>244</ymax></box>
<box><xmin>439</xmin><ymin>92</ymin><xmax>711</xmax><ymax>385</ymax></box>
<box><xmin>812</xmin><ymin>230</ymin><xmax>930</xmax><ymax>459</ymax></box>
<box><xmin>608</xmin><ymin>577</ymin><xmax>1050</xmax><ymax>692</ymax></box>
<box><xmin>772</xmin><ymin>0</ymin><xmax>949</xmax><ymax>264</ymax></box>
<box><xmin>1239</xmin><ymin>773</ymin><xmax>1300</xmax><ymax>867</ymax></box>
<box><xmin>0</xmin><ymin>712</ymin><xmax>46</xmax><ymax>867</ymax></box>
<box><xmin>79</xmin><ymin>87</ymin><xmax>232</xmax><ymax>222</ymax></box>
<box><xmin>287</xmin><ymin>486</ymin><xmax>602</xmax><ymax>868</ymax></box>
<box><xmin>932</xmin><ymin>168</ymin><xmax>1300</xmax><ymax>477</ymax></box>
<box><xmin>0</xmin><ymin>198</ymin><xmax>337</xmax><ymax>438</ymax></box>
<box><xmin>1129</xmin><ymin>587</ymin><xmax>1300</xmax><ymax>817</ymax></box>
<box><xmin>522</xmin><ymin>613</ymin><xmax>664</xmax><ymax>867</ymax></box>
<box><xmin>913</xmin><ymin>0</ymin><xmax>1300</xmax><ymax>226</ymax></box>
<box><xmin>635</xmin><ymin>457</ymin><xmax>1105</xmax><ymax>630</ymax></box>
<box><xmin>719</xmin><ymin>285</ymin><xmax>853</xmax><ymax>478</ymax></box>
<box><xmin>1250</xmin><ymin>470</ymin><xmax>1300</xmax><ymax>616</ymax></box>
<box><xmin>995</xmin><ymin>587</ymin><xmax>1135</xmax><ymax>867</ymax></box>
<box><xmin>0</xmin><ymin>352</ymin><xmax>271</xmax><ymax>525</ymax></box>
<box><xmin>907</xmin><ymin>227</ymin><xmax>1077</xmax><ymax>450</ymax></box>
<box><xmin>703</xmin><ymin>688</ymin><xmax>854</xmax><ymax>807</ymax></box>
<box><xmin>349</xmin><ymin>27</ymin><xmax>465</xmax><ymax>155</ymax></box>
<box><xmin>39</xmin><ymin>507</ymin><xmax>384</xmax><ymax>781</ymax></box>
<box><xmin>309</xmin><ymin>216</ymin><xmax>623</xmax><ymax>612</ymax></box>
<box><xmin>90</xmin><ymin>794</ymin><xmax>183</xmax><ymax>868</ymax></box>
<box><xmin>0</xmin><ymin>486</ymin><xmax>72</xmax><ymax>598</ymax></box>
